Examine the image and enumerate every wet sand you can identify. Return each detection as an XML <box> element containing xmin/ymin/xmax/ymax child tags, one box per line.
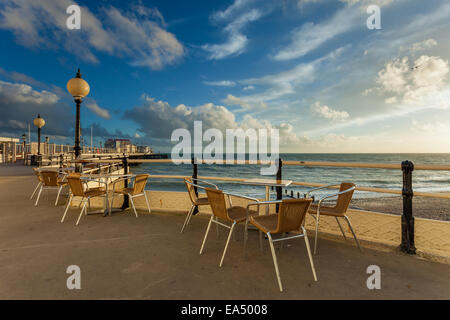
<box><xmin>351</xmin><ymin>196</ymin><xmax>450</xmax><ymax>221</ymax></box>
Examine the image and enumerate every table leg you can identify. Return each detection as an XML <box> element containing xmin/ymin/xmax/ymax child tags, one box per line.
<box><xmin>265</xmin><ymin>186</ymin><xmax>270</xmax><ymax>215</ymax></box>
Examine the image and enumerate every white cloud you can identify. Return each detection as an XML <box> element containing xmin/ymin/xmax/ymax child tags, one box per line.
<box><xmin>203</xmin><ymin>80</ymin><xmax>236</xmax><ymax>87</ymax></box>
<box><xmin>0</xmin><ymin>0</ymin><xmax>184</xmax><ymax>69</ymax></box>
<box><xmin>310</xmin><ymin>101</ymin><xmax>350</xmax><ymax>121</ymax></box>
<box><xmin>0</xmin><ymin>80</ymin><xmax>59</xmax><ymax>105</ymax></box>
<box><xmin>85</xmin><ymin>101</ymin><xmax>111</xmax><ymax>120</ymax></box>
<box><xmin>273</xmin><ymin>6</ymin><xmax>360</xmax><ymax>61</ymax></box>
<box><xmin>410</xmin><ymin>38</ymin><xmax>438</xmax><ymax>53</ymax></box>
<box><xmin>375</xmin><ymin>55</ymin><xmax>450</xmax><ymax>106</ymax></box>
<box><xmin>203</xmin><ymin>1</ymin><xmax>264</xmax><ymax>60</ymax></box>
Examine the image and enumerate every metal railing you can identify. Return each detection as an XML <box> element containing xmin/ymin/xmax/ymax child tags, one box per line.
<box><xmin>67</xmin><ymin>157</ymin><xmax>450</xmax><ymax>255</ymax></box>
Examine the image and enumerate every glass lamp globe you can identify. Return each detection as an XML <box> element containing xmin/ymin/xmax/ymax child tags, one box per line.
<box><xmin>67</xmin><ymin>69</ymin><xmax>90</xmax><ymax>99</ymax></box>
<box><xmin>33</xmin><ymin>114</ymin><xmax>45</xmax><ymax>128</ymax></box>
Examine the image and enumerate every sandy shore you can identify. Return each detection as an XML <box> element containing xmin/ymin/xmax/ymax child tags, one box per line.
<box><xmin>351</xmin><ymin>195</ymin><xmax>450</xmax><ymax>221</ymax></box>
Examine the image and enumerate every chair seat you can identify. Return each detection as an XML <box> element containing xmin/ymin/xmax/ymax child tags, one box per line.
<box><xmin>308</xmin><ymin>204</ymin><xmax>344</xmax><ymax>217</ymax></box>
<box><xmin>194</xmin><ymin>197</ymin><xmax>209</xmax><ymax>206</ymax></box>
<box><xmin>227</xmin><ymin>206</ymin><xmax>258</xmax><ymax>222</ymax></box>
<box><xmin>250</xmin><ymin>214</ymin><xmax>278</xmax><ymax>234</ymax></box>
<box><xmin>85</xmin><ymin>187</ymin><xmax>107</xmax><ymax>197</ymax></box>
<box><xmin>113</xmin><ymin>187</ymin><xmax>139</xmax><ymax>196</ymax></box>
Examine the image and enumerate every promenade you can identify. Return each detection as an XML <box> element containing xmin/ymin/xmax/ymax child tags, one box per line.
<box><xmin>0</xmin><ymin>164</ymin><xmax>449</xmax><ymax>299</ymax></box>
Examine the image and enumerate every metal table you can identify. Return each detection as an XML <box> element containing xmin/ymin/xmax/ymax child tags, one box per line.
<box><xmin>81</xmin><ymin>173</ymin><xmax>135</xmax><ymax>216</ymax></box>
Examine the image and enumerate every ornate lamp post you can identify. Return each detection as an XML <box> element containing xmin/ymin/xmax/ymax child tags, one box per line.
<box><xmin>67</xmin><ymin>69</ymin><xmax>90</xmax><ymax>172</ymax></box>
<box><xmin>45</xmin><ymin>136</ymin><xmax>49</xmax><ymax>155</ymax></box>
<box><xmin>21</xmin><ymin>134</ymin><xmax>26</xmax><ymax>163</ymax></box>
<box><xmin>33</xmin><ymin>114</ymin><xmax>45</xmax><ymax>159</ymax></box>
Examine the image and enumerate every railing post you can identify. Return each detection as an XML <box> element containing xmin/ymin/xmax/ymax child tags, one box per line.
<box><xmin>121</xmin><ymin>155</ymin><xmax>130</xmax><ymax>210</ymax></box>
<box><xmin>192</xmin><ymin>157</ymin><xmax>199</xmax><ymax>215</ymax></box>
<box><xmin>401</xmin><ymin>160</ymin><xmax>416</xmax><ymax>254</ymax></box>
<box><xmin>59</xmin><ymin>154</ymin><xmax>63</xmax><ymax>168</ymax></box>
<box><xmin>276</xmin><ymin>158</ymin><xmax>282</xmax><ymax>212</ymax></box>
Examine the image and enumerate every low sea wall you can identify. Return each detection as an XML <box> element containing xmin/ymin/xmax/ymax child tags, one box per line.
<box><xmin>88</xmin><ymin>190</ymin><xmax>450</xmax><ymax>264</ymax></box>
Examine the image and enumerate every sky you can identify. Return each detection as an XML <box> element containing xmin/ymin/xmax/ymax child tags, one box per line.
<box><xmin>0</xmin><ymin>0</ymin><xmax>450</xmax><ymax>153</ymax></box>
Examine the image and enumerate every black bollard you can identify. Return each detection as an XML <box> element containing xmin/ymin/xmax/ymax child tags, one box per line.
<box><xmin>401</xmin><ymin>160</ymin><xmax>416</xmax><ymax>254</ymax></box>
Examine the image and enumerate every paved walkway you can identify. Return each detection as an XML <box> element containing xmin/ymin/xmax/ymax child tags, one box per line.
<box><xmin>0</xmin><ymin>164</ymin><xmax>449</xmax><ymax>299</ymax></box>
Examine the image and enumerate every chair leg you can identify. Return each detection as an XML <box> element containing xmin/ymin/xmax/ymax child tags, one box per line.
<box><xmin>76</xmin><ymin>200</ymin><xmax>87</xmax><ymax>226</ymax></box>
<box><xmin>219</xmin><ymin>221</ymin><xmax>236</xmax><ymax>267</ymax></box>
<box><xmin>30</xmin><ymin>182</ymin><xmax>41</xmax><ymax>200</ymax></box>
<box><xmin>200</xmin><ymin>215</ymin><xmax>214</xmax><ymax>255</ymax></box>
<box><xmin>344</xmin><ymin>215</ymin><xmax>362</xmax><ymax>251</ymax></box>
<box><xmin>129</xmin><ymin>195</ymin><xmax>138</xmax><ymax>218</ymax></box>
<box><xmin>259</xmin><ymin>230</ymin><xmax>263</xmax><ymax>254</ymax></box>
<box><xmin>180</xmin><ymin>205</ymin><xmax>194</xmax><ymax>234</ymax></box>
<box><xmin>243</xmin><ymin>218</ymin><xmax>249</xmax><ymax>258</ymax></box>
<box><xmin>335</xmin><ymin>217</ymin><xmax>347</xmax><ymax>240</ymax></box>
<box><xmin>55</xmin><ymin>186</ymin><xmax>63</xmax><ymax>206</ymax></box>
<box><xmin>314</xmin><ymin>213</ymin><xmax>320</xmax><ymax>255</ymax></box>
<box><xmin>34</xmin><ymin>186</ymin><xmax>43</xmax><ymax>206</ymax></box>
<box><xmin>143</xmin><ymin>191</ymin><xmax>151</xmax><ymax>213</ymax></box>
<box><xmin>61</xmin><ymin>195</ymin><xmax>73</xmax><ymax>223</ymax></box>
<box><xmin>215</xmin><ymin>217</ymin><xmax>220</xmax><ymax>238</ymax></box>
<box><xmin>267</xmin><ymin>233</ymin><xmax>283</xmax><ymax>292</ymax></box>
<box><xmin>302</xmin><ymin>227</ymin><xmax>318</xmax><ymax>282</ymax></box>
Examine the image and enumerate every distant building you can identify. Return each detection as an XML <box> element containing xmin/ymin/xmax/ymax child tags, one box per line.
<box><xmin>104</xmin><ymin>139</ymin><xmax>151</xmax><ymax>153</ymax></box>
<box><xmin>137</xmin><ymin>145</ymin><xmax>152</xmax><ymax>154</ymax></box>
<box><xmin>104</xmin><ymin>139</ymin><xmax>137</xmax><ymax>153</ymax></box>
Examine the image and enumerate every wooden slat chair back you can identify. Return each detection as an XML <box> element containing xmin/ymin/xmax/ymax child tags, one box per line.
<box><xmin>184</xmin><ymin>177</ymin><xmax>199</xmax><ymax>204</ymax></box>
<box><xmin>40</xmin><ymin>171</ymin><xmax>60</xmax><ymax>187</ymax></box>
<box><xmin>205</xmin><ymin>188</ymin><xmax>229</xmax><ymax>221</ymax></box>
<box><xmin>334</xmin><ymin>182</ymin><xmax>356</xmax><ymax>214</ymax></box>
<box><xmin>132</xmin><ymin>174</ymin><xmax>149</xmax><ymax>195</ymax></box>
<box><xmin>275</xmin><ymin>198</ymin><xmax>312</xmax><ymax>234</ymax></box>
<box><xmin>66</xmin><ymin>173</ymin><xmax>85</xmax><ymax>197</ymax></box>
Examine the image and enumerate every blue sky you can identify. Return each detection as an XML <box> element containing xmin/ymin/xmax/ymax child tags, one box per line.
<box><xmin>0</xmin><ymin>0</ymin><xmax>450</xmax><ymax>152</ymax></box>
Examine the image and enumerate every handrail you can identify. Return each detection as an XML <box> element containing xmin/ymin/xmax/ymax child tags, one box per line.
<box><xmin>144</xmin><ymin>174</ymin><xmax>450</xmax><ymax>200</ymax></box>
<box><xmin>69</xmin><ymin>158</ymin><xmax>450</xmax><ymax>171</ymax></box>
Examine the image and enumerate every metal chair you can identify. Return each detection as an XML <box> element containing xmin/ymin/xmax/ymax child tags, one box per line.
<box><xmin>201</xmin><ymin>188</ymin><xmax>260</xmax><ymax>267</ymax></box>
<box><xmin>34</xmin><ymin>170</ymin><xmax>68</xmax><ymax>206</ymax></box>
<box><xmin>110</xmin><ymin>174</ymin><xmax>151</xmax><ymax>217</ymax></box>
<box><xmin>180</xmin><ymin>177</ymin><xmax>219</xmax><ymax>233</ymax></box>
<box><xmin>30</xmin><ymin>168</ymin><xmax>44</xmax><ymax>200</ymax></box>
<box><xmin>61</xmin><ymin>173</ymin><xmax>108</xmax><ymax>226</ymax></box>
<box><xmin>305</xmin><ymin>182</ymin><xmax>360</xmax><ymax>254</ymax></box>
<box><xmin>246</xmin><ymin>198</ymin><xmax>317</xmax><ymax>292</ymax></box>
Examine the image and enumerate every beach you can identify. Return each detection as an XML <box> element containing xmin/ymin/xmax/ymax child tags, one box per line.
<box><xmin>351</xmin><ymin>195</ymin><xmax>450</xmax><ymax>221</ymax></box>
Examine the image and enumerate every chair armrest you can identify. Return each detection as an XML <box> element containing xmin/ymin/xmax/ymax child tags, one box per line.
<box><xmin>80</xmin><ymin>178</ymin><xmax>108</xmax><ymax>187</ymax></box>
<box><xmin>304</xmin><ymin>184</ymin><xmax>341</xmax><ymax>197</ymax></box>
<box><xmin>247</xmin><ymin>200</ymin><xmax>280</xmax><ymax>207</ymax></box>
<box><xmin>315</xmin><ymin>186</ymin><xmax>356</xmax><ymax>213</ymax></box>
<box><xmin>193</xmin><ymin>179</ymin><xmax>219</xmax><ymax>189</ymax></box>
<box><xmin>224</xmin><ymin>192</ymin><xmax>259</xmax><ymax>202</ymax></box>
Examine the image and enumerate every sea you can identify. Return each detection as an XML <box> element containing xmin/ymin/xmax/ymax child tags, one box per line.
<box><xmin>131</xmin><ymin>154</ymin><xmax>450</xmax><ymax>200</ymax></box>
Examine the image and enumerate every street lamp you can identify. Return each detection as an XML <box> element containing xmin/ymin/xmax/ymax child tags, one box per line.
<box><xmin>67</xmin><ymin>69</ymin><xmax>90</xmax><ymax>172</ymax></box>
<box><xmin>45</xmin><ymin>136</ymin><xmax>49</xmax><ymax>155</ymax></box>
<box><xmin>33</xmin><ymin>114</ymin><xmax>45</xmax><ymax>158</ymax></box>
<box><xmin>21</xmin><ymin>134</ymin><xmax>26</xmax><ymax>163</ymax></box>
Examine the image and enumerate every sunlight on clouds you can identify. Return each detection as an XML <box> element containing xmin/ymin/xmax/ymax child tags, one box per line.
<box><xmin>310</xmin><ymin>102</ymin><xmax>350</xmax><ymax>121</ymax></box>
<box><xmin>0</xmin><ymin>0</ymin><xmax>184</xmax><ymax>69</ymax></box>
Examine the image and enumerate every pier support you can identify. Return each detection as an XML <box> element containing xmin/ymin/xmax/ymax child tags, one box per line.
<box><xmin>192</xmin><ymin>157</ymin><xmax>199</xmax><ymax>215</ymax></box>
<box><xmin>121</xmin><ymin>156</ymin><xmax>130</xmax><ymax>210</ymax></box>
<box><xmin>276</xmin><ymin>158</ymin><xmax>282</xmax><ymax>212</ymax></box>
<box><xmin>401</xmin><ymin>160</ymin><xmax>416</xmax><ymax>254</ymax></box>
